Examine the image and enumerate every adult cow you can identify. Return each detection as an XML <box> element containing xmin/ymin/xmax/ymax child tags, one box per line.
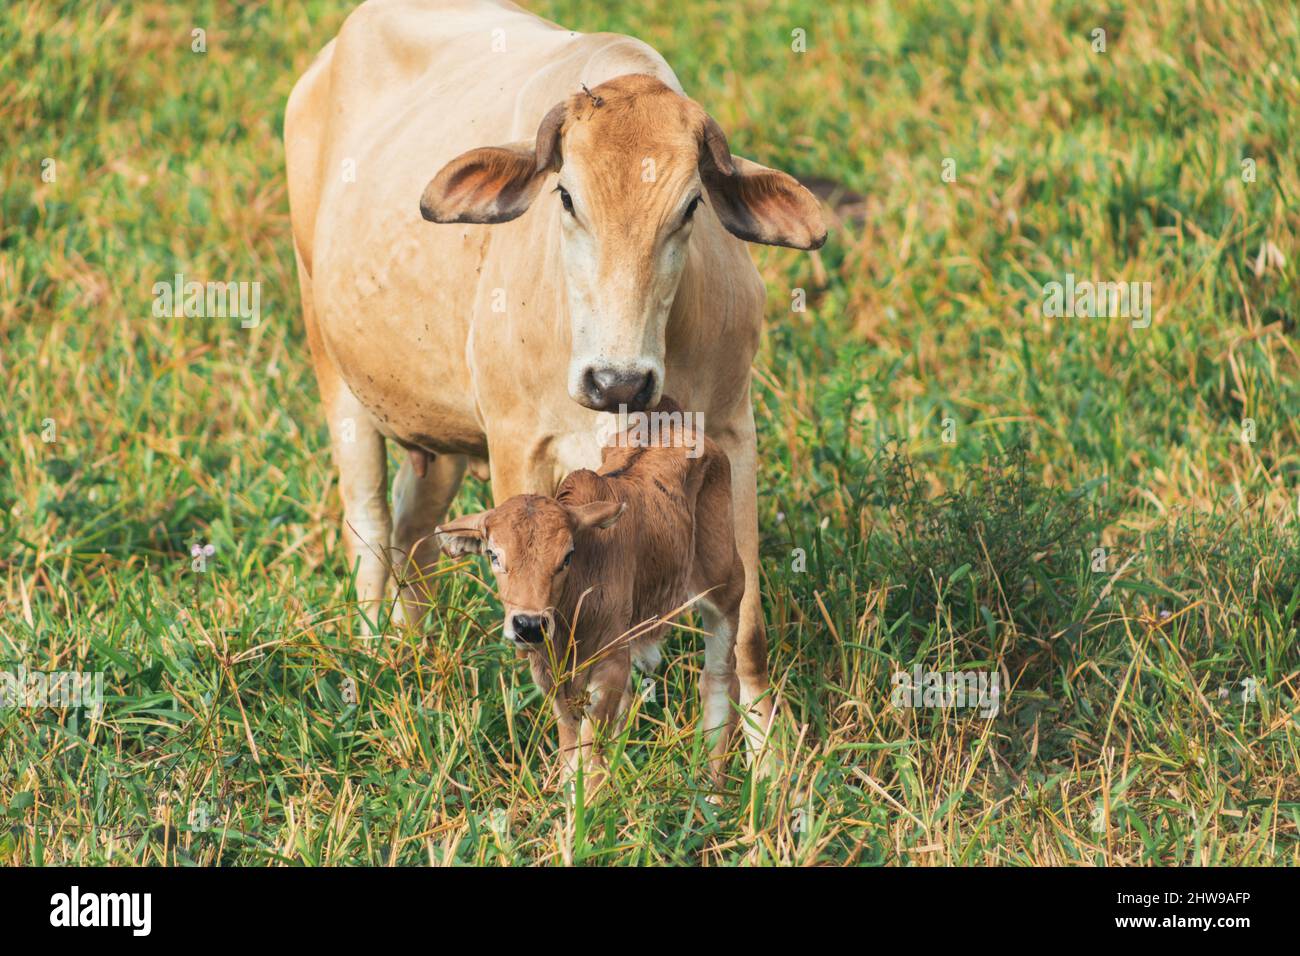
<box><xmin>284</xmin><ymin>0</ymin><xmax>826</xmax><ymax>764</ymax></box>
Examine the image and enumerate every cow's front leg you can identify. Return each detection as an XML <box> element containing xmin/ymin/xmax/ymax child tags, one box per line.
<box><xmin>698</xmin><ymin>598</ymin><xmax>742</xmax><ymax>793</ymax></box>
<box><xmin>299</xmin><ymin>255</ymin><xmax>393</xmax><ymax>637</ymax></box>
<box><xmin>574</xmin><ymin>646</ymin><xmax>632</xmax><ymax>796</ymax></box>
<box><xmin>712</xmin><ymin>411</ymin><xmax>777</xmax><ymax>773</ymax></box>
<box><xmin>554</xmin><ymin>706</ymin><xmax>583</xmax><ymax>785</ymax></box>
<box><xmin>486</xmin><ymin>423</ymin><xmax>603</xmax><ymax>501</ymax></box>
<box><xmin>485</xmin><ymin>433</ymin><xmax>555</xmax><ymax>501</ymax></box>
<box><xmin>530</xmin><ymin>656</ymin><xmax>583</xmax><ymax>787</ymax></box>
<box><xmin>324</xmin><ymin>388</ymin><xmax>393</xmax><ymax>638</ymax></box>
<box><xmin>391</xmin><ymin>452</ymin><xmax>466</xmax><ymax>627</ymax></box>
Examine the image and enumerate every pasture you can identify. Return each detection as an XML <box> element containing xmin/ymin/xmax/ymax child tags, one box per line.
<box><xmin>1</xmin><ymin>0</ymin><xmax>1298</xmax><ymax>864</ymax></box>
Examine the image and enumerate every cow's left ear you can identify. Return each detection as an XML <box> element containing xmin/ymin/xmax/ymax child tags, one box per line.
<box><xmin>567</xmin><ymin>500</ymin><xmax>625</xmax><ymax>532</ymax></box>
<box><xmin>697</xmin><ymin>114</ymin><xmax>828</xmax><ymax>250</ymax></box>
<box><xmin>435</xmin><ymin>510</ymin><xmax>491</xmax><ymax>556</ymax></box>
<box><xmin>420</xmin><ymin>102</ymin><xmax>566</xmax><ymax>224</ymax></box>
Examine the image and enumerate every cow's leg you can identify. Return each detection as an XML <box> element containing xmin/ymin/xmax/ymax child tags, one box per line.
<box><xmin>323</xmin><ymin>392</ymin><xmax>392</xmax><ymax>635</ymax></box>
<box><xmin>576</xmin><ymin>646</ymin><xmax>632</xmax><ymax>794</ymax></box>
<box><xmin>698</xmin><ymin>598</ymin><xmax>741</xmax><ymax>791</ymax></box>
<box><xmin>554</xmin><ymin>705</ymin><xmax>583</xmax><ymax>783</ymax></box>
<box><xmin>296</xmin><ymin>249</ymin><xmax>392</xmax><ymax>636</ymax></box>
<box><xmin>485</xmin><ymin>434</ymin><xmax>555</xmax><ymax>501</ymax></box>
<box><xmin>693</xmin><ymin>449</ymin><xmax>746</xmax><ymax>791</ymax></box>
<box><xmin>712</xmin><ymin>411</ymin><xmax>777</xmax><ymax>771</ymax></box>
<box><xmin>702</xmin><ymin>598</ymin><xmax>743</xmax><ymax>790</ymax></box>
<box><xmin>528</xmin><ymin>654</ymin><xmax>582</xmax><ymax>787</ymax></box>
<box><xmin>390</xmin><ymin>452</ymin><xmax>466</xmax><ymax>627</ymax></box>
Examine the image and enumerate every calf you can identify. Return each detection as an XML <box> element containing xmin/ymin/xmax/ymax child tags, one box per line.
<box><xmin>435</xmin><ymin>400</ymin><xmax>745</xmax><ymax>791</ymax></box>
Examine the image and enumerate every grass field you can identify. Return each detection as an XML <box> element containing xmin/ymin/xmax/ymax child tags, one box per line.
<box><xmin>2</xmin><ymin>0</ymin><xmax>1298</xmax><ymax>865</ymax></box>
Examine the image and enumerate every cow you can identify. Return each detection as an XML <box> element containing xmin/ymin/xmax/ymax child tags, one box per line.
<box><xmin>435</xmin><ymin>399</ymin><xmax>744</xmax><ymax>790</ymax></box>
<box><xmin>283</xmin><ymin>0</ymin><xmax>827</xmax><ymax>769</ymax></box>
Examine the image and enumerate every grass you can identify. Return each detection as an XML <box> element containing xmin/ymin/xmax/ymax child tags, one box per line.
<box><xmin>1</xmin><ymin>0</ymin><xmax>1298</xmax><ymax>865</ymax></box>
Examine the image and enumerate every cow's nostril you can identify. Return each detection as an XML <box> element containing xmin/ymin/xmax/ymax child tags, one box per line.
<box><xmin>510</xmin><ymin>614</ymin><xmax>546</xmax><ymax>644</ymax></box>
<box><xmin>586</xmin><ymin>368</ymin><xmax>655</xmax><ymax>412</ymax></box>
<box><xmin>581</xmin><ymin>367</ymin><xmax>601</xmax><ymax>404</ymax></box>
<box><xmin>591</xmin><ymin>369</ymin><xmax>620</xmax><ymax>397</ymax></box>
<box><xmin>632</xmin><ymin>371</ymin><xmax>655</xmax><ymax>410</ymax></box>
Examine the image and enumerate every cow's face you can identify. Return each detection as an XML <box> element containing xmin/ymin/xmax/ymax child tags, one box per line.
<box><xmin>420</xmin><ymin>74</ymin><xmax>826</xmax><ymax>412</ymax></box>
<box><xmin>434</xmin><ymin>495</ymin><xmax>624</xmax><ymax>648</ymax></box>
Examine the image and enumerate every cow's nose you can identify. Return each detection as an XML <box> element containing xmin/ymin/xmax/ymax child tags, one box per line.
<box><xmin>510</xmin><ymin>614</ymin><xmax>547</xmax><ymax>644</ymax></box>
<box><xmin>583</xmin><ymin>367</ymin><xmax>656</xmax><ymax>412</ymax></box>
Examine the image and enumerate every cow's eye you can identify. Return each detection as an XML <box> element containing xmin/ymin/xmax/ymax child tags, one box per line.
<box><xmin>489</xmin><ymin>550</ymin><xmax>503</xmax><ymax>570</ymax></box>
<box><xmin>682</xmin><ymin>194</ymin><xmax>702</xmax><ymax>222</ymax></box>
<box><xmin>560</xmin><ymin>550</ymin><xmax>573</xmax><ymax>570</ymax></box>
<box><xmin>558</xmin><ymin>187</ymin><xmax>575</xmax><ymax>215</ymax></box>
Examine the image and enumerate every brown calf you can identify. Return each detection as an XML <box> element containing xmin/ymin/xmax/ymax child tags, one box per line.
<box><xmin>436</xmin><ymin>399</ymin><xmax>745</xmax><ymax>791</ymax></box>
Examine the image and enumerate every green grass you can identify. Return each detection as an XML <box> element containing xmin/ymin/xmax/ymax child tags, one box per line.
<box><xmin>1</xmin><ymin>0</ymin><xmax>1298</xmax><ymax>865</ymax></box>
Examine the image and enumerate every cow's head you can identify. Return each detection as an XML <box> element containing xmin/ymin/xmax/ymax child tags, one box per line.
<box><xmin>435</xmin><ymin>494</ymin><xmax>624</xmax><ymax>648</ymax></box>
<box><xmin>419</xmin><ymin>74</ymin><xmax>826</xmax><ymax>412</ymax></box>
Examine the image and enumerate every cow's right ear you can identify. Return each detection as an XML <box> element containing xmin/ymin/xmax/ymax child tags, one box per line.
<box><xmin>420</xmin><ymin>102</ymin><xmax>566</xmax><ymax>224</ymax></box>
<box><xmin>435</xmin><ymin>510</ymin><xmax>491</xmax><ymax>557</ymax></box>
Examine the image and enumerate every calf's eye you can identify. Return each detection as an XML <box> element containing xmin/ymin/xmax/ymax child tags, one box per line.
<box><xmin>558</xmin><ymin>187</ymin><xmax>575</xmax><ymax>215</ymax></box>
<box><xmin>682</xmin><ymin>195</ymin><xmax>701</xmax><ymax>222</ymax></box>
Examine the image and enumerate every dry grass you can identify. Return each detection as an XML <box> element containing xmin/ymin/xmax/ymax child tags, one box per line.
<box><xmin>1</xmin><ymin>0</ymin><xmax>1298</xmax><ymax>864</ymax></box>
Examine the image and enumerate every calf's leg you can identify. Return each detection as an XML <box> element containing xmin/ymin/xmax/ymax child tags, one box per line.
<box><xmin>527</xmin><ymin>655</ymin><xmax>584</xmax><ymax>787</ymax></box>
<box><xmin>575</xmin><ymin>646</ymin><xmax>632</xmax><ymax>794</ymax></box>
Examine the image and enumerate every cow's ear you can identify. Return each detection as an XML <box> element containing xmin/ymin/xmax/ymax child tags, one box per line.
<box><xmin>697</xmin><ymin>114</ymin><xmax>827</xmax><ymax>250</ymax></box>
<box><xmin>435</xmin><ymin>510</ymin><xmax>491</xmax><ymax>556</ymax></box>
<box><xmin>420</xmin><ymin>102</ymin><xmax>566</xmax><ymax>224</ymax></box>
<box><xmin>567</xmin><ymin>500</ymin><xmax>625</xmax><ymax>532</ymax></box>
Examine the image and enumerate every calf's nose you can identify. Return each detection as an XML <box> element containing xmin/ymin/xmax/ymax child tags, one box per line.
<box><xmin>582</xmin><ymin>366</ymin><xmax>656</xmax><ymax>412</ymax></box>
<box><xmin>510</xmin><ymin>614</ymin><xmax>547</xmax><ymax>644</ymax></box>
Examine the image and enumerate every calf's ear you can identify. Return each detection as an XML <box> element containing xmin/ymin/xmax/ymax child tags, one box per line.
<box><xmin>697</xmin><ymin>113</ymin><xmax>828</xmax><ymax>250</ymax></box>
<box><xmin>435</xmin><ymin>510</ymin><xmax>491</xmax><ymax>557</ymax></box>
<box><xmin>567</xmin><ymin>500</ymin><xmax>625</xmax><ymax>532</ymax></box>
<box><xmin>420</xmin><ymin>102</ymin><xmax>567</xmax><ymax>224</ymax></box>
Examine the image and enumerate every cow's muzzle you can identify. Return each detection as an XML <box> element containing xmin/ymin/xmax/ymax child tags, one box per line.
<box><xmin>508</xmin><ymin>613</ymin><xmax>549</xmax><ymax>645</ymax></box>
<box><xmin>577</xmin><ymin>365</ymin><xmax>657</xmax><ymax>413</ymax></box>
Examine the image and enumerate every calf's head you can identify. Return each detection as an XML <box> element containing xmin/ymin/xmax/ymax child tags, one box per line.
<box><xmin>435</xmin><ymin>495</ymin><xmax>625</xmax><ymax>648</ymax></box>
<box><xmin>419</xmin><ymin>74</ymin><xmax>826</xmax><ymax>412</ymax></box>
